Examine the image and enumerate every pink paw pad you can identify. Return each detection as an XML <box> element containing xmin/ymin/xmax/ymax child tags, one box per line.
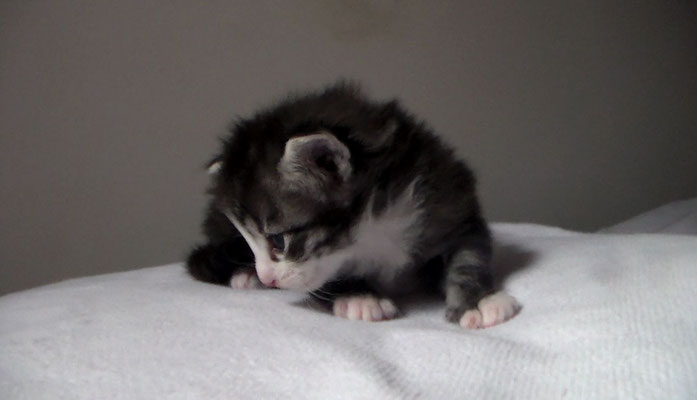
<box><xmin>333</xmin><ymin>295</ymin><xmax>398</xmax><ymax>322</ymax></box>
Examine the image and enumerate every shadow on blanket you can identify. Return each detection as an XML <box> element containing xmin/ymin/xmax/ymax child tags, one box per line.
<box><xmin>490</xmin><ymin>243</ymin><xmax>537</xmax><ymax>289</ymax></box>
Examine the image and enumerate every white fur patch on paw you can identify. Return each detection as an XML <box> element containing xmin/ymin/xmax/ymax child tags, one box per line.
<box><xmin>333</xmin><ymin>295</ymin><xmax>398</xmax><ymax>322</ymax></box>
<box><xmin>459</xmin><ymin>309</ymin><xmax>483</xmax><ymax>329</ymax></box>
<box><xmin>477</xmin><ymin>291</ymin><xmax>521</xmax><ymax>328</ymax></box>
<box><xmin>230</xmin><ymin>270</ymin><xmax>262</xmax><ymax>290</ymax></box>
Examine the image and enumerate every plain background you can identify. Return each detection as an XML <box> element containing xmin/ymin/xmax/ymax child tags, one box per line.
<box><xmin>1</xmin><ymin>0</ymin><xmax>696</xmax><ymax>295</ymax></box>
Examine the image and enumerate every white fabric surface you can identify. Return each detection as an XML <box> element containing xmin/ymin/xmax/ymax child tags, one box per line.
<box><xmin>2</xmin><ymin>221</ymin><xmax>696</xmax><ymax>399</ymax></box>
<box><xmin>600</xmin><ymin>197</ymin><xmax>697</xmax><ymax>235</ymax></box>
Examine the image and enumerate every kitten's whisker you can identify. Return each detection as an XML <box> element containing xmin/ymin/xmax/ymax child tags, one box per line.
<box><xmin>309</xmin><ymin>291</ymin><xmax>333</xmax><ymax>302</ymax></box>
<box><xmin>313</xmin><ymin>289</ymin><xmax>335</xmax><ymax>298</ymax></box>
<box><xmin>315</xmin><ymin>287</ymin><xmax>342</xmax><ymax>297</ymax></box>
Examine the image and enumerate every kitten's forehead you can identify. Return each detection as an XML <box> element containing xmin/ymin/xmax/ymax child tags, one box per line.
<box><xmin>219</xmin><ymin>116</ymin><xmax>354</xmax><ymax>231</ymax></box>
<box><xmin>231</xmin><ymin>176</ymin><xmax>322</xmax><ymax>232</ymax></box>
<box><xmin>264</xmin><ymin>190</ymin><xmax>324</xmax><ymax>231</ymax></box>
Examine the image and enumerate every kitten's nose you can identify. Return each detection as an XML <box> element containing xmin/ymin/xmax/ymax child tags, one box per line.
<box><xmin>256</xmin><ymin>265</ymin><xmax>279</xmax><ymax>287</ymax></box>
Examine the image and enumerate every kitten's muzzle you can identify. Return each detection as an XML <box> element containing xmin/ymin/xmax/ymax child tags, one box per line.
<box><xmin>258</xmin><ymin>275</ymin><xmax>277</xmax><ymax>288</ymax></box>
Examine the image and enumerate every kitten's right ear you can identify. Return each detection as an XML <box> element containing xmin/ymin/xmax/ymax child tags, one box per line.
<box><xmin>278</xmin><ymin>132</ymin><xmax>351</xmax><ymax>189</ymax></box>
<box><xmin>206</xmin><ymin>157</ymin><xmax>223</xmax><ymax>175</ymax></box>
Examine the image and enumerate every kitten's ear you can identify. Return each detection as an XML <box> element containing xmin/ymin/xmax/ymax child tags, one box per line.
<box><xmin>279</xmin><ymin>132</ymin><xmax>351</xmax><ymax>187</ymax></box>
<box><xmin>206</xmin><ymin>157</ymin><xmax>223</xmax><ymax>175</ymax></box>
<box><xmin>347</xmin><ymin>102</ymin><xmax>400</xmax><ymax>151</ymax></box>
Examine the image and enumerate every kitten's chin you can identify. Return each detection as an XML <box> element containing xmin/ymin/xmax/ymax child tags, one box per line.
<box><xmin>278</xmin><ymin>275</ymin><xmax>327</xmax><ymax>293</ymax></box>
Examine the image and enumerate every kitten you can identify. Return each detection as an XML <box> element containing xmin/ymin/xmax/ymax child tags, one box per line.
<box><xmin>186</xmin><ymin>83</ymin><xmax>520</xmax><ymax>329</ymax></box>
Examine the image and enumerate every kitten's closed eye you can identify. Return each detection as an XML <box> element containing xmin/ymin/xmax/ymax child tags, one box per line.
<box><xmin>267</xmin><ymin>234</ymin><xmax>285</xmax><ymax>251</ymax></box>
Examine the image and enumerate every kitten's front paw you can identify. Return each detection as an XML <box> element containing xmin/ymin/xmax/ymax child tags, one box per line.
<box><xmin>459</xmin><ymin>309</ymin><xmax>484</xmax><ymax>329</ymax></box>
<box><xmin>230</xmin><ymin>269</ymin><xmax>263</xmax><ymax>290</ymax></box>
<box><xmin>456</xmin><ymin>292</ymin><xmax>521</xmax><ymax>329</ymax></box>
<box><xmin>333</xmin><ymin>295</ymin><xmax>398</xmax><ymax>322</ymax></box>
<box><xmin>477</xmin><ymin>291</ymin><xmax>521</xmax><ymax>328</ymax></box>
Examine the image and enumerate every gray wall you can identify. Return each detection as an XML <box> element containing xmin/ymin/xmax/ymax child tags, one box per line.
<box><xmin>2</xmin><ymin>0</ymin><xmax>696</xmax><ymax>295</ymax></box>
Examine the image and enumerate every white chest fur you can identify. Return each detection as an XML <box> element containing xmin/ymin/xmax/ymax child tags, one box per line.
<box><xmin>340</xmin><ymin>182</ymin><xmax>423</xmax><ymax>288</ymax></box>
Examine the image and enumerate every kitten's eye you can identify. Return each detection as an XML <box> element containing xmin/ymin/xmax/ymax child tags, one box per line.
<box><xmin>267</xmin><ymin>233</ymin><xmax>285</xmax><ymax>251</ymax></box>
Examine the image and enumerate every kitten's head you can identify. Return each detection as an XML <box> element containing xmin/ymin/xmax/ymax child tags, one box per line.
<box><xmin>209</xmin><ymin>84</ymin><xmax>398</xmax><ymax>291</ymax></box>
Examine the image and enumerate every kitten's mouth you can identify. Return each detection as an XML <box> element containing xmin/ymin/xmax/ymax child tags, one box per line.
<box><xmin>255</xmin><ymin>271</ymin><xmax>275</xmax><ymax>287</ymax></box>
<box><xmin>274</xmin><ymin>276</ymin><xmax>325</xmax><ymax>292</ymax></box>
<box><xmin>265</xmin><ymin>279</ymin><xmax>278</xmax><ymax>288</ymax></box>
<box><xmin>256</xmin><ymin>262</ymin><xmax>328</xmax><ymax>292</ymax></box>
<box><xmin>276</xmin><ymin>280</ymin><xmax>313</xmax><ymax>292</ymax></box>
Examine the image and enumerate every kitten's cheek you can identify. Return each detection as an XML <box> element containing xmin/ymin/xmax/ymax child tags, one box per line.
<box><xmin>279</xmin><ymin>279</ymin><xmax>309</xmax><ymax>291</ymax></box>
<box><xmin>301</xmin><ymin>276</ymin><xmax>325</xmax><ymax>292</ymax></box>
<box><xmin>278</xmin><ymin>270</ymin><xmax>323</xmax><ymax>291</ymax></box>
<box><xmin>303</xmin><ymin>269</ymin><xmax>332</xmax><ymax>291</ymax></box>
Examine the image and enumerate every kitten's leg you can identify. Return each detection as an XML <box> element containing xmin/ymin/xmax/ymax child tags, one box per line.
<box><xmin>444</xmin><ymin>223</ymin><xmax>520</xmax><ymax>329</ymax></box>
<box><xmin>229</xmin><ymin>267</ymin><xmax>263</xmax><ymax>290</ymax></box>
<box><xmin>186</xmin><ymin>206</ymin><xmax>259</xmax><ymax>288</ymax></box>
<box><xmin>186</xmin><ymin>241</ymin><xmax>260</xmax><ymax>289</ymax></box>
<box><xmin>444</xmin><ymin>246</ymin><xmax>494</xmax><ymax>325</ymax></box>
<box><xmin>312</xmin><ymin>278</ymin><xmax>399</xmax><ymax>322</ymax></box>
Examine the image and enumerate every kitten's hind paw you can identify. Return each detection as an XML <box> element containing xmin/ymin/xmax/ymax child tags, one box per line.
<box><xmin>230</xmin><ymin>269</ymin><xmax>263</xmax><ymax>290</ymax></box>
<box><xmin>333</xmin><ymin>295</ymin><xmax>398</xmax><ymax>322</ymax></box>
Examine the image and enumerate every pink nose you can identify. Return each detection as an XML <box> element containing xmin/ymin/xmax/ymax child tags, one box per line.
<box><xmin>263</xmin><ymin>279</ymin><xmax>277</xmax><ymax>288</ymax></box>
<box><xmin>256</xmin><ymin>267</ymin><xmax>277</xmax><ymax>287</ymax></box>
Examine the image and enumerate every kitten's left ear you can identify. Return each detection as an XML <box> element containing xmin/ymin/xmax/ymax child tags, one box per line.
<box><xmin>279</xmin><ymin>132</ymin><xmax>351</xmax><ymax>187</ymax></box>
<box><xmin>206</xmin><ymin>156</ymin><xmax>223</xmax><ymax>175</ymax></box>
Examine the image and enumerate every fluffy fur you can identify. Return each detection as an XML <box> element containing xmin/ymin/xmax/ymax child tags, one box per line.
<box><xmin>186</xmin><ymin>83</ymin><xmax>519</xmax><ymax>328</ymax></box>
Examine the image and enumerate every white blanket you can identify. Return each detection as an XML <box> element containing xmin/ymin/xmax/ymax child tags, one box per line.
<box><xmin>1</xmin><ymin>221</ymin><xmax>697</xmax><ymax>399</ymax></box>
<box><xmin>599</xmin><ymin>197</ymin><xmax>697</xmax><ymax>235</ymax></box>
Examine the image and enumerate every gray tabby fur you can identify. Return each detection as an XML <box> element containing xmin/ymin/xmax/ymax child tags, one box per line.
<box><xmin>187</xmin><ymin>82</ymin><xmax>513</xmax><ymax>326</ymax></box>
